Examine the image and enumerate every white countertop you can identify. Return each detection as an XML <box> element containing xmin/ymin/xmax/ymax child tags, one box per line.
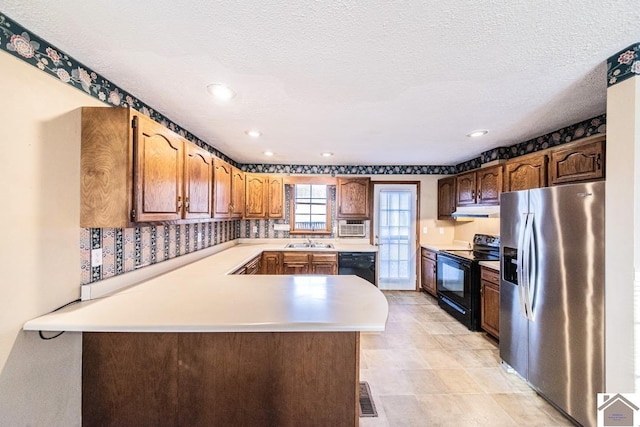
<box><xmin>479</xmin><ymin>260</ymin><xmax>500</xmax><ymax>271</ymax></box>
<box><xmin>421</xmin><ymin>242</ymin><xmax>470</xmax><ymax>252</ymax></box>
<box><xmin>24</xmin><ymin>242</ymin><xmax>388</xmax><ymax>333</ymax></box>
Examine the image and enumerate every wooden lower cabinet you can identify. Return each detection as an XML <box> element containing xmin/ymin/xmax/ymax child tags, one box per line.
<box><xmin>83</xmin><ymin>331</ymin><xmax>360</xmax><ymax>427</ymax></box>
<box><xmin>311</xmin><ymin>253</ymin><xmax>338</xmax><ymax>275</ymax></box>
<box><xmin>282</xmin><ymin>252</ymin><xmax>310</xmax><ymax>274</ymax></box>
<box><xmin>261</xmin><ymin>251</ymin><xmax>282</xmax><ymax>274</ymax></box>
<box><xmin>480</xmin><ymin>266</ymin><xmax>500</xmax><ymax>339</ymax></box>
<box><xmin>282</xmin><ymin>252</ymin><xmax>338</xmax><ymax>275</ymax></box>
<box><xmin>232</xmin><ymin>255</ymin><xmax>261</xmax><ymax>275</ymax></box>
<box><xmin>420</xmin><ymin>248</ymin><xmax>437</xmax><ymax>296</ymax></box>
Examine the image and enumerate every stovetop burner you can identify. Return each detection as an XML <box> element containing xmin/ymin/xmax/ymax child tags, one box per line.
<box><xmin>439</xmin><ymin>234</ymin><xmax>500</xmax><ymax>263</ymax></box>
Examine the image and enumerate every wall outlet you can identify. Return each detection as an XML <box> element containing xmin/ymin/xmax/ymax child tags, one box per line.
<box><xmin>422</xmin><ymin>226</ymin><xmax>428</xmax><ymax>234</ymax></box>
<box><xmin>198</xmin><ymin>232</ymin><xmax>204</xmax><ymax>245</ymax></box>
<box><xmin>91</xmin><ymin>248</ymin><xmax>103</xmax><ymax>267</ymax></box>
<box><xmin>252</xmin><ymin>226</ymin><xmax>258</xmax><ymax>233</ymax></box>
<box><xmin>439</xmin><ymin>227</ymin><xmax>445</xmax><ymax>235</ymax></box>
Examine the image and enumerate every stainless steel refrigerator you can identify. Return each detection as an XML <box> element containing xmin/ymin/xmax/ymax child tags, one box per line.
<box><xmin>500</xmin><ymin>181</ymin><xmax>604</xmax><ymax>427</ymax></box>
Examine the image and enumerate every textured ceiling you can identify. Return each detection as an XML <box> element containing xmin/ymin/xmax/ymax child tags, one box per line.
<box><xmin>1</xmin><ymin>1</ymin><xmax>639</xmax><ymax>165</ymax></box>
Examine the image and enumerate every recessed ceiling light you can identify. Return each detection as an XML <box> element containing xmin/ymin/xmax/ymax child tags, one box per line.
<box><xmin>467</xmin><ymin>129</ymin><xmax>489</xmax><ymax>138</ymax></box>
<box><xmin>245</xmin><ymin>130</ymin><xmax>262</xmax><ymax>138</ymax></box>
<box><xmin>206</xmin><ymin>83</ymin><xmax>235</xmax><ymax>101</ymax></box>
<box><xmin>264</xmin><ymin>151</ymin><xmax>274</xmax><ymax>157</ymax></box>
<box><xmin>321</xmin><ymin>152</ymin><xmax>333</xmax><ymax>157</ymax></box>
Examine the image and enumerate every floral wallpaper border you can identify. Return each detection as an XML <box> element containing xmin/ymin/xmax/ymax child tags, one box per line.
<box><xmin>0</xmin><ymin>12</ymin><xmax>238</xmax><ymax>166</ymax></box>
<box><xmin>456</xmin><ymin>114</ymin><xmax>607</xmax><ymax>172</ymax></box>
<box><xmin>607</xmin><ymin>43</ymin><xmax>640</xmax><ymax>87</ymax></box>
<box><xmin>0</xmin><ymin>11</ymin><xmax>610</xmax><ymax>178</ymax></box>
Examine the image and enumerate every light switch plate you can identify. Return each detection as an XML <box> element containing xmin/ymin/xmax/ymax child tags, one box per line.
<box><xmin>91</xmin><ymin>248</ymin><xmax>103</xmax><ymax>267</ymax></box>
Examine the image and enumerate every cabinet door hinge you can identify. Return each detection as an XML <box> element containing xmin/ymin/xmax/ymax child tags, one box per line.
<box><xmin>131</xmin><ymin>116</ymin><xmax>138</xmax><ymax>129</ymax></box>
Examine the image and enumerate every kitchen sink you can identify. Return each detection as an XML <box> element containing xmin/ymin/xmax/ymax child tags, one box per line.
<box><xmin>285</xmin><ymin>242</ymin><xmax>334</xmax><ymax>249</ymax></box>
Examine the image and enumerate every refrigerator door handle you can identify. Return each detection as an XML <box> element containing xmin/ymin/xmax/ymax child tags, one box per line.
<box><xmin>516</xmin><ymin>212</ymin><xmax>529</xmax><ymax>319</ymax></box>
<box><xmin>523</xmin><ymin>213</ymin><xmax>536</xmax><ymax>322</ymax></box>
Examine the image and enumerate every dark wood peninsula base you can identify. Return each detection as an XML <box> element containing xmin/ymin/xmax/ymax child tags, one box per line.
<box><xmin>82</xmin><ymin>331</ymin><xmax>360</xmax><ymax>427</ymax></box>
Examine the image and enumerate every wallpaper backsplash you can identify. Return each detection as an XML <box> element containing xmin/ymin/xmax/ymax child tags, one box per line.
<box><xmin>239</xmin><ymin>186</ymin><xmax>343</xmax><ymax>240</ymax></box>
<box><xmin>81</xmin><ymin>221</ymin><xmax>240</xmax><ymax>284</ymax></box>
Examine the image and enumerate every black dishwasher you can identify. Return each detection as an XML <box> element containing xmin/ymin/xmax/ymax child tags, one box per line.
<box><xmin>338</xmin><ymin>252</ymin><xmax>376</xmax><ymax>285</ymax></box>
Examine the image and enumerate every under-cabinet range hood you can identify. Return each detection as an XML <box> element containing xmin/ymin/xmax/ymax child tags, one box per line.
<box><xmin>451</xmin><ymin>205</ymin><xmax>500</xmax><ymax>220</ymax></box>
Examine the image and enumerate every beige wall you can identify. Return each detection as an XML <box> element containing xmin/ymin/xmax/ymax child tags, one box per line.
<box><xmin>605</xmin><ymin>76</ymin><xmax>639</xmax><ymax>392</ymax></box>
<box><xmin>370</xmin><ymin>175</ymin><xmax>456</xmax><ymax>244</ymax></box>
<box><xmin>0</xmin><ymin>51</ymin><xmax>104</xmax><ymax>425</ymax></box>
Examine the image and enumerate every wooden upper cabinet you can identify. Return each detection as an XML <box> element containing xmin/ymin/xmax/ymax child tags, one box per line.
<box><xmin>134</xmin><ymin>114</ymin><xmax>184</xmax><ymax>222</ymax></box>
<box><xmin>81</xmin><ymin>107</ymin><xmax>210</xmax><ymax>227</ymax></box>
<box><xmin>245</xmin><ymin>174</ymin><xmax>268</xmax><ymax>218</ymax></box>
<box><xmin>267</xmin><ymin>176</ymin><xmax>284</xmax><ymax>218</ymax></box>
<box><xmin>437</xmin><ymin>177</ymin><xmax>456</xmax><ymax>219</ymax></box>
<box><xmin>231</xmin><ymin>166</ymin><xmax>245</xmax><ymax>219</ymax></box>
<box><xmin>213</xmin><ymin>158</ymin><xmax>232</xmax><ymax>219</ymax></box>
<box><xmin>336</xmin><ymin>177</ymin><xmax>371</xmax><ymax>219</ymax></box>
<box><xmin>504</xmin><ymin>153</ymin><xmax>548</xmax><ymax>192</ymax></box>
<box><xmin>184</xmin><ymin>144</ymin><xmax>212</xmax><ymax>219</ymax></box>
<box><xmin>244</xmin><ymin>174</ymin><xmax>284</xmax><ymax>219</ymax></box>
<box><xmin>455</xmin><ymin>171</ymin><xmax>477</xmax><ymax>206</ymax></box>
<box><xmin>549</xmin><ymin>135</ymin><xmax>605</xmax><ymax>185</ymax></box>
<box><xmin>476</xmin><ymin>165</ymin><xmax>502</xmax><ymax>205</ymax></box>
<box><xmin>455</xmin><ymin>166</ymin><xmax>502</xmax><ymax>206</ymax></box>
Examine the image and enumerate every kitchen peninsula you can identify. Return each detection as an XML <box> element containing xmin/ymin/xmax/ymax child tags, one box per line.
<box><xmin>24</xmin><ymin>243</ymin><xmax>388</xmax><ymax>427</ymax></box>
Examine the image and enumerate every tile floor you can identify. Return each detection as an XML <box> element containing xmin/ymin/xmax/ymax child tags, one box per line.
<box><xmin>359</xmin><ymin>291</ymin><xmax>574</xmax><ymax>427</ymax></box>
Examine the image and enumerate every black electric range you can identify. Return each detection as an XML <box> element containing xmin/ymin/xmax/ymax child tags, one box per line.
<box><xmin>436</xmin><ymin>234</ymin><xmax>500</xmax><ymax>331</ymax></box>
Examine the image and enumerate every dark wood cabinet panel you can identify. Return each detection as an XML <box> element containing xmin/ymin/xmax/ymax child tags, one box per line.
<box><xmin>504</xmin><ymin>153</ymin><xmax>548</xmax><ymax>192</ymax></box>
<box><xmin>84</xmin><ymin>332</ymin><xmax>359</xmax><ymax>427</ymax></box>
<box><xmin>83</xmin><ymin>332</ymin><xmax>179</xmax><ymax>426</ymax></box>
<box><xmin>455</xmin><ymin>171</ymin><xmax>477</xmax><ymax>206</ymax></box>
<box><xmin>337</xmin><ymin>178</ymin><xmax>371</xmax><ymax>219</ymax></box>
<box><xmin>456</xmin><ymin>165</ymin><xmax>502</xmax><ymax>206</ymax></box>
<box><xmin>549</xmin><ymin>136</ymin><xmax>605</xmax><ymax>185</ymax></box>
<box><xmin>476</xmin><ymin>166</ymin><xmax>502</xmax><ymax>205</ymax></box>
<box><xmin>437</xmin><ymin>177</ymin><xmax>456</xmax><ymax>219</ymax></box>
<box><xmin>420</xmin><ymin>248</ymin><xmax>437</xmax><ymax>296</ymax></box>
<box><xmin>480</xmin><ymin>266</ymin><xmax>500</xmax><ymax>339</ymax></box>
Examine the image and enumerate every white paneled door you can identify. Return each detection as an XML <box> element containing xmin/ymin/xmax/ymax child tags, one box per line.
<box><xmin>373</xmin><ymin>184</ymin><xmax>418</xmax><ymax>290</ymax></box>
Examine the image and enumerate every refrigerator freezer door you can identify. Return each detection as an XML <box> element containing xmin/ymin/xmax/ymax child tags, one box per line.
<box><xmin>499</xmin><ymin>190</ymin><xmax>530</xmax><ymax>378</ymax></box>
<box><xmin>526</xmin><ymin>182</ymin><xmax>605</xmax><ymax>427</ymax></box>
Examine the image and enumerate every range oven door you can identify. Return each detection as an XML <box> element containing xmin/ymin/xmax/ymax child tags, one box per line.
<box><xmin>436</xmin><ymin>254</ymin><xmax>474</xmax><ymax>327</ymax></box>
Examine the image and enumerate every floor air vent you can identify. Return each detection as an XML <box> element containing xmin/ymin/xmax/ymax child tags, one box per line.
<box><xmin>359</xmin><ymin>381</ymin><xmax>378</xmax><ymax>417</ymax></box>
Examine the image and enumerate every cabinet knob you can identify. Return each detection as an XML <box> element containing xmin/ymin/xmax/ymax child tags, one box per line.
<box><xmin>596</xmin><ymin>153</ymin><xmax>602</xmax><ymax>169</ymax></box>
<box><xmin>177</xmin><ymin>196</ymin><xmax>183</xmax><ymax>209</ymax></box>
<box><xmin>185</xmin><ymin>197</ymin><xmax>190</xmax><ymax>210</ymax></box>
